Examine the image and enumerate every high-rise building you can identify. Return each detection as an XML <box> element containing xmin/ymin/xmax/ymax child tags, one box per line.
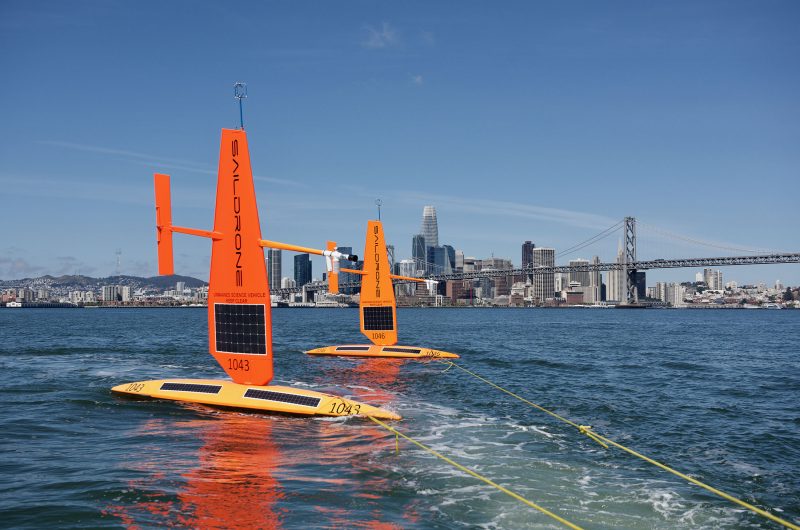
<box><xmin>281</xmin><ymin>277</ymin><xmax>296</xmax><ymax>289</ymax></box>
<box><xmin>522</xmin><ymin>241</ymin><xmax>535</xmax><ymax>269</ymax></box>
<box><xmin>337</xmin><ymin>246</ymin><xmax>357</xmax><ymax>295</ymax></box>
<box><xmin>267</xmin><ymin>249</ymin><xmax>282</xmax><ymax>291</ymax></box>
<box><xmin>455</xmin><ymin>250</ymin><xmax>464</xmax><ymax>272</ymax></box>
<box><xmin>704</xmin><ymin>268</ymin><xmax>723</xmax><ymax>290</ymax></box>
<box><xmin>397</xmin><ymin>259</ymin><xmax>417</xmax><ymax>296</ymax></box>
<box><xmin>606</xmin><ymin>243</ymin><xmax>625</xmax><ymax>302</ymax></box>
<box><xmin>412</xmin><ymin>234</ymin><xmax>426</xmax><ymax>273</ymax></box>
<box><xmin>176</xmin><ymin>281</ymin><xmax>185</xmax><ymax>293</ymax></box>
<box><xmin>568</xmin><ymin>259</ymin><xmax>590</xmax><ymax>286</ymax></box>
<box><xmin>426</xmin><ymin>246</ymin><xmax>447</xmax><ymax>274</ymax></box>
<box><xmin>531</xmin><ymin>248</ymin><xmax>555</xmax><ymax>303</ymax></box>
<box><xmin>294</xmin><ymin>253</ymin><xmax>312</xmax><ymax>287</ymax></box>
<box><xmin>586</xmin><ymin>256</ymin><xmax>602</xmax><ymax>304</ymax></box>
<box><xmin>443</xmin><ymin>245</ymin><xmax>456</xmax><ymax>274</ymax></box>
<box><xmin>421</xmin><ymin>206</ymin><xmax>439</xmax><ymax>248</ymax></box>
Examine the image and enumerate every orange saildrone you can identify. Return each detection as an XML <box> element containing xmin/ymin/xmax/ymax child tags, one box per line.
<box><xmin>112</xmin><ymin>128</ymin><xmax>399</xmax><ymax>420</ymax></box>
<box><xmin>306</xmin><ymin>219</ymin><xmax>459</xmax><ymax>359</ymax></box>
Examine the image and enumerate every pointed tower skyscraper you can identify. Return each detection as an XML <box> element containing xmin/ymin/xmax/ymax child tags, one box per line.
<box><xmin>421</xmin><ymin>206</ymin><xmax>439</xmax><ymax>248</ymax></box>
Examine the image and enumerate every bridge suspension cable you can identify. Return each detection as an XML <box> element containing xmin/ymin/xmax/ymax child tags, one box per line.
<box><xmin>637</xmin><ymin>222</ymin><xmax>780</xmax><ymax>255</ymax></box>
<box><xmin>555</xmin><ymin>220</ymin><xmax>623</xmax><ymax>259</ymax></box>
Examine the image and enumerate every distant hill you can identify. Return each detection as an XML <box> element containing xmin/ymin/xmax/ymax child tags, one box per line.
<box><xmin>0</xmin><ymin>274</ymin><xmax>207</xmax><ymax>291</ymax></box>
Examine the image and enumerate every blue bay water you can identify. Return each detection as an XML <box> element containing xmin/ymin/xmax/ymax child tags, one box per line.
<box><xmin>0</xmin><ymin>307</ymin><xmax>797</xmax><ymax>529</ymax></box>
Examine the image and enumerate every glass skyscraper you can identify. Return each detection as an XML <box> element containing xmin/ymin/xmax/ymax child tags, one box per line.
<box><xmin>421</xmin><ymin>206</ymin><xmax>439</xmax><ymax>248</ymax></box>
<box><xmin>267</xmin><ymin>249</ymin><xmax>282</xmax><ymax>291</ymax></box>
<box><xmin>294</xmin><ymin>253</ymin><xmax>312</xmax><ymax>287</ymax></box>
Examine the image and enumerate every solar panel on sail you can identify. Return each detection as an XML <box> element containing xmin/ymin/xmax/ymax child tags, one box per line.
<box><xmin>363</xmin><ymin>306</ymin><xmax>394</xmax><ymax>331</ymax></box>
<box><xmin>214</xmin><ymin>303</ymin><xmax>267</xmax><ymax>354</ymax></box>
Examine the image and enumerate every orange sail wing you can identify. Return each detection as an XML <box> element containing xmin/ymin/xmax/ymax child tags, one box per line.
<box><xmin>206</xmin><ymin>129</ymin><xmax>273</xmax><ymax>385</ymax></box>
<box><xmin>359</xmin><ymin>220</ymin><xmax>398</xmax><ymax>345</ymax></box>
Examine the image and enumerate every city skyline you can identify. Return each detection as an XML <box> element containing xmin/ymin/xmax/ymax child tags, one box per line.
<box><xmin>1</xmin><ymin>2</ymin><xmax>798</xmax><ymax>285</ymax></box>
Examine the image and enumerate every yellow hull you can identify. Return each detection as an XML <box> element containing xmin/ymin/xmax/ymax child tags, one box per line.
<box><xmin>111</xmin><ymin>378</ymin><xmax>400</xmax><ymax>420</ymax></box>
<box><xmin>305</xmin><ymin>344</ymin><xmax>459</xmax><ymax>359</ymax></box>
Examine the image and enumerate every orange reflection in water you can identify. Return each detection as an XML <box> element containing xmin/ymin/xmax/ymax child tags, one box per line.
<box><xmin>105</xmin><ymin>381</ymin><xmax>420</xmax><ymax>529</ymax></box>
<box><xmin>105</xmin><ymin>410</ymin><xmax>285</xmax><ymax>529</ymax></box>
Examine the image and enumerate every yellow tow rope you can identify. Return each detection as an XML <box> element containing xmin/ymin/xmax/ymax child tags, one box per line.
<box><xmin>368</xmin><ymin>416</ymin><xmax>585</xmax><ymax>530</ymax></box>
<box><xmin>439</xmin><ymin>361</ymin><xmax>800</xmax><ymax>530</ymax></box>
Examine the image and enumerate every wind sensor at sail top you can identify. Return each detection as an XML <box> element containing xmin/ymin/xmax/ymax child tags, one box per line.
<box><xmin>305</xmin><ymin>219</ymin><xmax>459</xmax><ymax>359</ymax></box>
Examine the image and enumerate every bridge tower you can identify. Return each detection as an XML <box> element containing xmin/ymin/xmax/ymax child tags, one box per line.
<box><xmin>623</xmin><ymin>216</ymin><xmax>639</xmax><ymax>305</ymax></box>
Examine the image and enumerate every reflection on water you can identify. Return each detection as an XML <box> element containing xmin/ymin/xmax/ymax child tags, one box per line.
<box><xmin>105</xmin><ymin>360</ymin><xmax>412</xmax><ymax>529</ymax></box>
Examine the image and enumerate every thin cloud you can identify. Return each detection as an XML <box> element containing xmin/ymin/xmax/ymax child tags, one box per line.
<box><xmin>40</xmin><ymin>140</ymin><xmax>208</xmax><ymax>170</ymax></box>
<box><xmin>253</xmin><ymin>175</ymin><xmax>308</xmax><ymax>189</ymax></box>
<box><xmin>411</xmin><ymin>74</ymin><xmax>424</xmax><ymax>85</ymax></box>
<box><xmin>389</xmin><ymin>191</ymin><xmax>619</xmax><ymax>230</ymax></box>
<box><xmin>362</xmin><ymin>23</ymin><xmax>398</xmax><ymax>49</ymax></box>
<box><xmin>40</xmin><ymin>141</ymin><xmax>307</xmax><ymax>189</ymax></box>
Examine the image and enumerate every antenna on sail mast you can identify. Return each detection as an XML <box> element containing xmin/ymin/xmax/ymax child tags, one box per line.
<box><xmin>234</xmin><ymin>82</ymin><xmax>247</xmax><ymax>130</ymax></box>
<box><xmin>375</xmin><ymin>198</ymin><xmax>382</xmax><ymax>221</ymax></box>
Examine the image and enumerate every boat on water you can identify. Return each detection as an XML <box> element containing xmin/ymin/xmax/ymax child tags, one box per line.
<box><xmin>306</xmin><ymin>219</ymin><xmax>459</xmax><ymax>360</ymax></box>
<box><xmin>112</xmin><ymin>127</ymin><xmax>399</xmax><ymax>420</ymax></box>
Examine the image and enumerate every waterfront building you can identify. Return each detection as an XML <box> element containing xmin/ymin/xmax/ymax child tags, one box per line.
<box><xmin>281</xmin><ymin>277</ymin><xmax>296</xmax><ymax>289</ymax></box>
<box><xmin>267</xmin><ymin>249</ymin><xmax>282</xmax><ymax>291</ymax></box>
<box><xmin>455</xmin><ymin>250</ymin><xmax>464</xmax><ymax>272</ymax></box>
<box><xmin>531</xmin><ymin>247</ymin><xmax>555</xmax><ymax>303</ymax></box>
<box><xmin>176</xmin><ymin>281</ymin><xmax>185</xmax><ymax>293</ymax></box>
<box><xmin>667</xmin><ymin>283</ymin><xmax>686</xmax><ymax>307</ymax></box>
<box><xmin>421</xmin><ymin>206</ymin><xmax>439</xmax><ymax>248</ymax></box>
<box><xmin>120</xmin><ymin>286</ymin><xmax>131</xmax><ymax>302</ymax></box>
<box><xmin>294</xmin><ymin>253</ymin><xmax>312</xmax><ymax>287</ymax></box>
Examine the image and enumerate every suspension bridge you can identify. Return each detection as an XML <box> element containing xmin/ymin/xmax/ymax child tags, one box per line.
<box><xmin>273</xmin><ymin>217</ymin><xmax>800</xmax><ymax>306</ymax></box>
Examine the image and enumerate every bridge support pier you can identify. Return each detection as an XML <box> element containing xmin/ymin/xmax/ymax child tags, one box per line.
<box><xmin>623</xmin><ymin>216</ymin><xmax>639</xmax><ymax>306</ymax></box>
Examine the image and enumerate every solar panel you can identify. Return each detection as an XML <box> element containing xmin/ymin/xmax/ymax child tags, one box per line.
<box><xmin>160</xmin><ymin>382</ymin><xmax>222</xmax><ymax>394</ymax></box>
<box><xmin>382</xmin><ymin>347</ymin><xmax>421</xmax><ymax>354</ymax></box>
<box><xmin>243</xmin><ymin>389</ymin><xmax>321</xmax><ymax>408</ymax></box>
<box><xmin>363</xmin><ymin>306</ymin><xmax>394</xmax><ymax>331</ymax></box>
<box><xmin>335</xmin><ymin>346</ymin><xmax>371</xmax><ymax>351</ymax></box>
<box><xmin>214</xmin><ymin>303</ymin><xmax>267</xmax><ymax>354</ymax></box>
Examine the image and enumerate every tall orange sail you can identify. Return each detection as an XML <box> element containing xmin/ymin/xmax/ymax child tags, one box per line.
<box><xmin>358</xmin><ymin>220</ymin><xmax>398</xmax><ymax>345</ymax></box>
<box><xmin>206</xmin><ymin>129</ymin><xmax>273</xmax><ymax>385</ymax></box>
<box><xmin>153</xmin><ymin>130</ymin><xmax>272</xmax><ymax>385</ymax></box>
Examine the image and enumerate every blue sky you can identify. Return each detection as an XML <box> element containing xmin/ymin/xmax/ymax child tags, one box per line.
<box><xmin>1</xmin><ymin>1</ymin><xmax>798</xmax><ymax>286</ymax></box>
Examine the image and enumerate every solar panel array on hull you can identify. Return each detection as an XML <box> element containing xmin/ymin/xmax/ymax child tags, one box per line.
<box><xmin>160</xmin><ymin>382</ymin><xmax>222</xmax><ymax>394</ymax></box>
<box><xmin>243</xmin><ymin>389</ymin><xmax>321</xmax><ymax>408</ymax></box>
<box><xmin>362</xmin><ymin>306</ymin><xmax>394</xmax><ymax>331</ymax></box>
<box><xmin>214</xmin><ymin>303</ymin><xmax>267</xmax><ymax>354</ymax></box>
<box><xmin>383</xmin><ymin>347</ymin><xmax>421</xmax><ymax>354</ymax></box>
<box><xmin>335</xmin><ymin>346</ymin><xmax>371</xmax><ymax>351</ymax></box>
